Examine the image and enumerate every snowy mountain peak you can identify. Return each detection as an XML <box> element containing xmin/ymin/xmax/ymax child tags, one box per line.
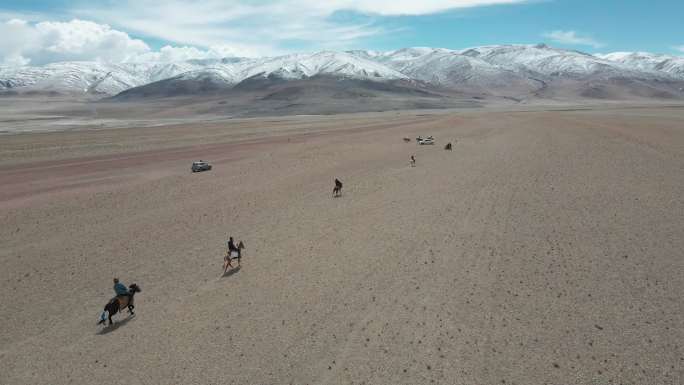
<box><xmin>596</xmin><ymin>52</ymin><xmax>684</xmax><ymax>78</ymax></box>
<box><xmin>1</xmin><ymin>45</ymin><xmax>683</xmax><ymax>98</ymax></box>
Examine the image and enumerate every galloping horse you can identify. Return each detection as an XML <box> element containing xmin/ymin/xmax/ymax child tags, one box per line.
<box><xmin>224</xmin><ymin>241</ymin><xmax>246</xmax><ymax>273</ymax></box>
<box><xmin>97</xmin><ymin>283</ymin><xmax>141</xmax><ymax>326</ymax></box>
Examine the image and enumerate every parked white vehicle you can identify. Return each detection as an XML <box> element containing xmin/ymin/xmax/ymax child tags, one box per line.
<box><xmin>191</xmin><ymin>160</ymin><xmax>212</xmax><ymax>172</ymax></box>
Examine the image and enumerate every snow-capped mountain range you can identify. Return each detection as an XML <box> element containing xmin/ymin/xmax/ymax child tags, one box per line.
<box><xmin>1</xmin><ymin>44</ymin><xmax>683</xmax><ymax>99</ymax></box>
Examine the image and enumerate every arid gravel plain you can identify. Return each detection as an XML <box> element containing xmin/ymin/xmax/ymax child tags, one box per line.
<box><xmin>1</xmin><ymin>104</ymin><xmax>683</xmax><ymax>385</ymax></box>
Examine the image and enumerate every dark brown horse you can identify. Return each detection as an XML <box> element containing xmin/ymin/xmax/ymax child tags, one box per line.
<box><xmin>98</xmin><ymin>283</ymin><xmax>141</xmax><ymax>326</ymax></box>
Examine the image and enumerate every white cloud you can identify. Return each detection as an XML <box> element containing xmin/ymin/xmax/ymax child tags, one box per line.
<box><xmin>312</xmin><ymin>0</ymin><xmax>529</xmax><ymax>15</ymax></box>
<box><xmin>72</xmin><ymin>0</ymin><xmax>527</xmax><ymax>56</ymax></box>
<box><xmin>0</xmin><ymin>19</ymin><xmax>37</xmax><ymax>66</ymax></box>
<box><xmin>0</xmin><ymin>19</ymin><xmax>150</xmax><ymax>66</ymax></box>
<box><xmin>542</xmin><ymin>30</ymin><xmax>603</xmax><ymax>49</ymax></box>
<box><xmin>0</xmin><ymin>18</ymin><xmax>257</xmax><ymax>66</ymax></box>
<box><xmin>1</xmin><ymin>1</ymin><xmax>531</xmax><ymax>65</ymax></box>
<box><xmin>673</xmin><ymin>45</ymin><xmax>684</xmax><ymax>53</ymax></box>
<box><xmin>134</xmin><ymin>44</ymin><xmax>261</xmax><ymax>62</ymax></box>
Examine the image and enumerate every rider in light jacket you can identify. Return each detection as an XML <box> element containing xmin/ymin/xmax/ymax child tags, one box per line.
<box><xmin>113</xmin><ymin>278</ymin><xmax>130</xmax><ymax>297</ymax></box>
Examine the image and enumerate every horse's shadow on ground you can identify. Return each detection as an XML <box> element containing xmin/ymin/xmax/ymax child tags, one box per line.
<box><xmin>222</xmin><ymin>265</ymin><xmax>241</xmax><ymax>278</ymax></box>
<box><xmin>97</xmin><ymin>314</ymin><xmax>135</xmax><ymax>335</ymax></box>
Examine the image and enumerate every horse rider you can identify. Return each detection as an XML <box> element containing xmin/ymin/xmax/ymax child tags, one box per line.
<box><xmin>227</xmin><ymin>236</ymin><xmax>240</xmax><ymax>259</ymax></box>
<box><xmin>113</xmin><ymin>278</ymin><xmax>132</xmax><ymax>304</ymax></box>
<box><xmin>410</xmin><ymin>155</ymin><xmax>416</xmax><ymax>167</ymax></box>
<box><xmin>335</xmin><ymin>178</ymin><xmax>343</xmax><ymax>192</ymax></box>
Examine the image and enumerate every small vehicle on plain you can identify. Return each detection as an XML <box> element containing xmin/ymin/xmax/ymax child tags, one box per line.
<box><xmin>191</xmin><ymin>160</ymin><xmax>212</xmax><ymax>172</ymax></box>
<box><xmin>418</xmin><ymin>137</ymin><xmax>434</xmax><ymax>145</ymax></box>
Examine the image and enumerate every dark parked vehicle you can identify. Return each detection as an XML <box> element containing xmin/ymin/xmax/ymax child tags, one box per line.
<box><xmin>191</xmin><ymin>160</ymin><xmax>212</xmax><ymax>172</ymax></box>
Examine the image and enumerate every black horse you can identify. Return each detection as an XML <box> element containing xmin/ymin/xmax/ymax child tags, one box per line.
<box><xmin>98</xmin><ymin>283</ymin><xmax>141</xmax><ymax>326</ymax></box>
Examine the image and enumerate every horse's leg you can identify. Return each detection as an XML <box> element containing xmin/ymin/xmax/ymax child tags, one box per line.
<box><xmin>128</xmin><ymin>305</ymin><xmax>135</xmax><ymax>315</ymax></box>
<box><xmin>98</xmin><ymin>309</ymin><xmax>106</xmax><ymax>325</ymax></box>
<box><xmin>108</xmin><ymin>302</ymin><xmax>120</xmax><ymax>325</ymax></box>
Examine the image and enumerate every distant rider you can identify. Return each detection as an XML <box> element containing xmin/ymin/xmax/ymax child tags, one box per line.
<box><xmin>227</xmin><ymin>236</ymin><xmax>240</xmax><ymax>258</ymax></box>
<box><xmin>333</xmin><ymin>178</ymin><xmax>343</xmax><ymax>197</ymax></box>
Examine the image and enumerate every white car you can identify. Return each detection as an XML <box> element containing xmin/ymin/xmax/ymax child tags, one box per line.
<box><xmin>418</xmin><ymin>138</ymin><xmax>434</xmax><ymax>145</ymax></box>
<box><xmin>191</xmin><ymin>161</ymin><xmax>212</xmax><ymax>172</ymax></box>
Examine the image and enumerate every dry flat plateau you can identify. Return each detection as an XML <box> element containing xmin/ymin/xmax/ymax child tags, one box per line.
<box><xmin>1</xmin><ymin>104</ymin><xmax>683</xmax><ymax>385</ymax></box>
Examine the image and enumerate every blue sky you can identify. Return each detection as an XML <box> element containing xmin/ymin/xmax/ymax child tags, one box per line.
<box><xmin>1</xmin><ymin>0</ymin><xmax>683</xmax><ymax>65</ymax></box>
<box><xmin>370</xmin><ymin>1</ymin><xmax>684</xmax><ymax>53</ymax></box>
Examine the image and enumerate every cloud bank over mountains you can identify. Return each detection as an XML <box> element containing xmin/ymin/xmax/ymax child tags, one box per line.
<box><xmin>542</xmin><ymin>30</ymin><xmax>603</xmax><ymax>49</ymax></box>
<box><xmin>72</xmin><ymin>0</ymin><xmax>529</xmax><ymax>51</ymax></box>
<box><xmin>1</xmin><ymin>1</ymin><xmax>532</xmax><ymax>66</ymax></box>
<box><xmin>0</xmin><ymin>18</ymin><xmax>258</xmax><ymax>67</ymax></box>
<box><xmin>0</xmin><ymin>19</ymin><xmax>148</xmax><ymax>66</ymax></box>
<box><xmin>1</xmin><ymin>0</ymin><xmax>681</xmax><ymax>68</ymax></box>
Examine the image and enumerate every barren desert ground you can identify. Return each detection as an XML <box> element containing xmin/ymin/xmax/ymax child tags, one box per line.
<box><xmin>1</xmin><ymin>105</ymin><xmax>683</xmax><ymax>385</ymax></box>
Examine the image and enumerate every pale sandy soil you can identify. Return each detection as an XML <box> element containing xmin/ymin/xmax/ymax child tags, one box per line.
<box><xmin>1</xmin><ymin>106</ymin><xmax>683</xmax><ymax>385</ymax></box>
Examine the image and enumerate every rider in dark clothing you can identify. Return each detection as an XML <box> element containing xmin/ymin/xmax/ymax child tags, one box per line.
<box><xmin>333</xmin><ymin>178</ymin><xmax>343</xmax><ymax>197</ymax></box>
<box><xmin>227</xmin><ymin>236</ymin><xmax>240</xmax><ymax>258</ymax></box>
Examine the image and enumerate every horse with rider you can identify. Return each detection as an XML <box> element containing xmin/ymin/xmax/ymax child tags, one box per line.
<box><xmin>224</xmin><ymin>236</ymin><xmax>246</xmax><ymax>273</ymax></box>
<box><xmin>333</xmin><ymin>178</ymin><xmax>343</xmax><ymax>197</ymax></box>
<box><xmin>98</xmin><ymin>278</ymin><xmax>141</xmax><ymax>326</ymax></box>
